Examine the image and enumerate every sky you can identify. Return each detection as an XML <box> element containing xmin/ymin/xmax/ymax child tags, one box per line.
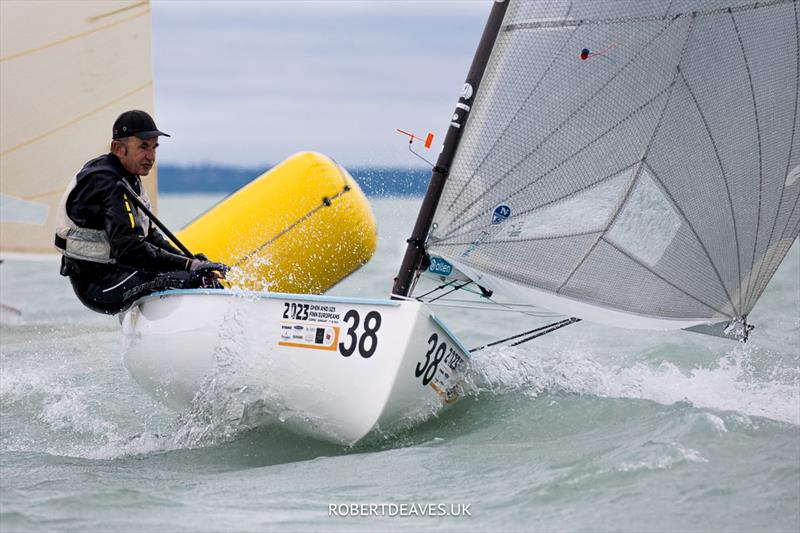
<box><xmin>150</xmin><ymin>0</ymin><xmax>490</xmax><ymax>168</ymax></box>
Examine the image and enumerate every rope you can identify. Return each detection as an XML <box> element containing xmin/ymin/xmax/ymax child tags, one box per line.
<box><xmin>470</xmin><ymin>317</ymin><xmax>581</xmax><ymax>353</ymax></box>
<box><xmin>418</xmin><ymin>300</ymin><xmax>563</xmax><ymax>315</ymax></box>
<box><xmin>415</xmin><ymin>279</ymin><xmax>459</xmax><ymax>300</ymax></box>
<box><xmin>232</xmin><ymin>185</ymin><xmax>350</xmax><ymax>267</ymax></box>
<box><xmin>426</xmin><ymin>281</ymin><xmax>472</xmax><ymax>303</ymax></box>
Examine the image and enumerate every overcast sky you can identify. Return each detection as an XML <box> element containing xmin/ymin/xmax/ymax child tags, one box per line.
<box><xmin>151</xmin><ymin>1</ymin><xmax>489</xmax><ymax>168</ymax></box>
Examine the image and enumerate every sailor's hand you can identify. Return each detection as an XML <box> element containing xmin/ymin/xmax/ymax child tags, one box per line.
<box><xmin>187</xmin><ymin>258</ymin><xmax>229</xmax><ymax>277</ymax></box>
<box><xmin>194</xmin><ymin>252</ymin><xmax>209</xmax><ymax>261</ymax></box>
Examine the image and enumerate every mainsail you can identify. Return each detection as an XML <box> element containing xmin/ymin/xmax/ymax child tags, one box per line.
<box><xmin>0</xmin><ymin>0</ymin><xmax>157</xmax><ymax>256</ymax></box>
<box><xmin>421</xmin><ymin>0</ymin><xmax>799</xmax><ymax>331</ymax></box>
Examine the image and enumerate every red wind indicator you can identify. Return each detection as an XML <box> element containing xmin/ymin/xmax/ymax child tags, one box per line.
<box><xmin>397</xmin><ymin>129</ymin><xmax>434</xmax><ymax>149</ymax></box>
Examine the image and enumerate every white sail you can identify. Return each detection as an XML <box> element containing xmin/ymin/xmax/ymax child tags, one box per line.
<box><xmin>0</xmin><ymin>0</ymin><xmax>158</xmax><ymax>256</ymax></box>
<box><xmin>428</xmin><ymin>0</ymin><xmax>800</xmax><ymax>330</ymax></box>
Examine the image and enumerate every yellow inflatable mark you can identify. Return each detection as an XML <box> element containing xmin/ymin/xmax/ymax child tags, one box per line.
<box><xmin>177</xmin><ymin>152</ymin><xmax>377</xmax><ymax>294</ymax></box>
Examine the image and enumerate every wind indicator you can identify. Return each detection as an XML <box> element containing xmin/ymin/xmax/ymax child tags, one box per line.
<box><xmin>580</xmin><ymin>43</ymin><xmax>618</xmax><ymax>63</ymax></box>
<box><xmin>396</xmin><ymin>128</ymin><xmax>435</xmax><ymax>167</ymax></box>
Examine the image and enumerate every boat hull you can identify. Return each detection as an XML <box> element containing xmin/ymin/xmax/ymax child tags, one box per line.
<box><xmin>120</xmin><ymin>289</ymin><xmax>469</xmax><ymax>445</ymax></box>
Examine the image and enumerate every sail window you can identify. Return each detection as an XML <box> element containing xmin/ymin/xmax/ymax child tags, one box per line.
<box><xmin>607</xmin><ymin>168</ymin><xmax>680</xmax><ymax>268</ymax></box>
<box><xmin>0</xmin><ymin>194</ymin><xmax>49</xmax><ymax>225</ymax></box>
<box><xmin>496</xmin><ymin>166</ymin><xmax>635</xmax><ymax>241</ymax></box>
<box><xmin>786</xmin><ymin>165</ymin><xmax>799</xmax><ymax>187</ymax></box>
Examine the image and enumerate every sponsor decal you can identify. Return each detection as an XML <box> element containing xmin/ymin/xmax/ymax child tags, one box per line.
<box><xmin>428</xmin><ymin>256</ymin><xmax>453</xmax><ymax>276</ymax></box>
<box><xmin>492</xmin><ymin>203</ymin><xmax>511</xmax><ymax>225</ymax></box>
<box><xmin>462</xmin><ymin>230</ymin><xmax>489</xmax><ymax>258</ymax></box>
<box><xmin>279</xmin><ymin>301</ymin><xmax>343</xmax><ymax>351</ymax></box>
<box><xmin>280</xmin><ymin>323</ymin><xmax>340</xmax><ymax>351</ymax></box>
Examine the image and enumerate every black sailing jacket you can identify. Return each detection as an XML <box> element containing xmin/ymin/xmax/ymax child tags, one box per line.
<box><xmin>60</xmin><ymin>153</ymin><xmax>189</xmax><ymax>278</ymax></box>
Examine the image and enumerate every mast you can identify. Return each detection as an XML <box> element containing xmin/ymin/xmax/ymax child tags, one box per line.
<box><xmin>391</xmin><ymin>0</ymin><xmax>510</xmax><ymax>298</ymax></box>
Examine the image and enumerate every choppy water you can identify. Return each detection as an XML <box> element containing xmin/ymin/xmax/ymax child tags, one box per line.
<box><xmin>1</xmin><ymin>196</ymin><xmax>798</xmax><ymax>532</ymax></box>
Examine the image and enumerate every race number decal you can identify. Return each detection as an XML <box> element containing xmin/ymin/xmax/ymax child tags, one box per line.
<box><xmin>278</xmin><ymin>303</ymin><xmax>382</xmax><ymax>358</ymax></box>
<box><xmin>415</xmin><ymin>331</ymin><xmax>465</xmax><ymax>402</ymax></box>
<box><xmin>338</xmin><ymin>310</ymin><xmax>382</xmax><ymax>358</ymax></box>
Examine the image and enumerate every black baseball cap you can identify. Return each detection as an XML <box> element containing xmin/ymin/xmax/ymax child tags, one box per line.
<box><xmin>112</xmin><ymin>110</ymin><xmax>171</xmax><ymax>139</ymax></box>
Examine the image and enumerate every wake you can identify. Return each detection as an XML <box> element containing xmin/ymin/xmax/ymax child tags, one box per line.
<box><xmin>466</xmin><ymin>342</ymin><xmax>800</xmax><ymax>425</ymax></box>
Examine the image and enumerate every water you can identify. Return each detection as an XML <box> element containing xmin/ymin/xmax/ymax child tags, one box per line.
<box><xmin>1</xmin><ymin>195</ymin><xmax>798</xmax><ymax>532</ymax></box>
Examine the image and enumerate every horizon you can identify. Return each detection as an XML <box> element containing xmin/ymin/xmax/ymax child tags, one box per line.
<box><xmin>157</xmin><ymin>161</ymin><xmax>431</xmax><ymax>196</ymax></box>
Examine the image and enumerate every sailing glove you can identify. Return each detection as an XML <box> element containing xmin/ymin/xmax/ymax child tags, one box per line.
<box><xmin>186</xmin><ymin>258</ymin><xmax>229</xmax><ymax>277</ymax></box>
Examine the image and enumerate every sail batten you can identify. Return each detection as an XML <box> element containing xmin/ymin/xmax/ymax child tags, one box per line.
<box><xmin>427</xmin><ymin>0</ymin><xmax>800</xmax><ymax>330</ymax></box>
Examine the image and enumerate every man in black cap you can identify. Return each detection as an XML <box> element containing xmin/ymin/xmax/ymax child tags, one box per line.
<box><xmin>55</xmin><ymin>109</ymin><xmax>228</xmax><ymax>314</ymax></box>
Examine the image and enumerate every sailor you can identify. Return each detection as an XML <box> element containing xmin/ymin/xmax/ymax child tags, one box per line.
<box><xmin>55</xmin><ymin>110</ymin><xmax>228</xmax><ymax>314</ymax></box>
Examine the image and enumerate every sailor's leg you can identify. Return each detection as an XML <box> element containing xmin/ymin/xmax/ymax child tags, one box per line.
<box><xmin>70</xmin><ymin>269</ymin><xmax>204</xmax><ymax>315</ymax></box>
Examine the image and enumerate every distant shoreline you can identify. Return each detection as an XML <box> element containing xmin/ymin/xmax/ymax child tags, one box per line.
<box><xmin>157</xmin><ymin>163</ymin><xmax>429</xmax><ymax>196</ymax></box>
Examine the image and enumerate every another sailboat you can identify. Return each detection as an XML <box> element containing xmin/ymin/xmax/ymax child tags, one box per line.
<box><xmin>124</xmin><ymin>0</ymin><xmax>799</xmax><ymax>445</ymax></box>
<box><xmin>1</xmin><ymin>0</ymin><xmax>158</xmax><ymax>255</ymax></box>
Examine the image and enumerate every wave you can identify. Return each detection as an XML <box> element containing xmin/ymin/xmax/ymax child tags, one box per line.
<box><xmin>465</xmin><ymin>342</ymin><xmax>800</xmax><ymax>425</ymax></box>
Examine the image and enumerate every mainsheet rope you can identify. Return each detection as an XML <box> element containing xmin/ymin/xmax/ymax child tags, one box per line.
<box><xmin>408</xmin><ymin>277</ymin><xmax>580</xmax><ymax>347</ymax></box>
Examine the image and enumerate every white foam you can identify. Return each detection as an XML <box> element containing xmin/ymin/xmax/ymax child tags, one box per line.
<box><xmin>467</xmin><ymin>343</ymin><xmax>800</xmax><ymax>425</ymax></box>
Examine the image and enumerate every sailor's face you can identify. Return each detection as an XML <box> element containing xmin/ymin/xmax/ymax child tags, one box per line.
<box><xmin>117</xmin><ymin>137</ymin><xmax>158</xmax><ymax>176</ymax></box>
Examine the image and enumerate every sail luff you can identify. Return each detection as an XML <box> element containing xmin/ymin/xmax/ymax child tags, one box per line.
<box><xmin>391</xmin><ymin>0</ymin><xmax>510</xmax><ymax>298</ymax></box>
<box><xmin>442</xmin><ymin>9</ymin><xmax>582</xmax><ymax>214</ymax></box>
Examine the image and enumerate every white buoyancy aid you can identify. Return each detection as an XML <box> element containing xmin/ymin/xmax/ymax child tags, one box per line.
<box><xmin>54</xmin><ymin>172</ymin><xmax>151</xmax><ymax>264</ymax></box>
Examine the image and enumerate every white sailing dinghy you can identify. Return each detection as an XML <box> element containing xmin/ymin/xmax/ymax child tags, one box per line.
<box><xmin>122</xmin><ymin>0</ymin><xmax>800</xmax><ymax>446</ymax></box>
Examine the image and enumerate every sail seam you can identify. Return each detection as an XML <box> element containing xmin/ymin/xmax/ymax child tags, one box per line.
<box><xmin>0</xmin><ymin>82</ymin><xmax>153</xmax><ymax>158</ymax></box>
<box><xmin>555</xmin><ymin>161</ymin><xmax>645</xmax><ymax>293</ymax></box>
<box><xmin>0</xmin><ymin>7</ymin><xmax>149</xmax><ymax>63</ymax></box>
<box><xmin>444</xmin><ymin>8</ymin><xmax>582</xmax><ymax>213</ymax></box>
<box><xmin>601</xmin><ymin>238</ymin><xmax>729</xmax><ymax>317</ymax></box>
<box><xmin>503</xmin><ymin>0</ymin><xmax>790</xmax><ymax>31</ymax></box>
<box><xmin>786</xmin><ymin>219</ymin><xmax>800</xmax><ymax>240</ymax></box>
<box><xmin>750</xmin><ymin>0</ymin><xmax>800</xmax><ymax>310</ymax></box>
<box><xmin>730</xmin><ymin>9</ymin><xmax>766</xmax><ymax>312</ymax></box>
<box><xmin>88</xmin><ymin>1</ymin><xmax>150</xmax><ymax>22</ymax></box>
<box><xmin>434</xmin><ymin>229</ymin><xmax>603</xmax><ymax>246</ymax></box>
<box><xmin>664</xmin><ymin>1</ymin><xmax>675</xmax><ymax>19</ymax></box>
<box><xmin>470</xmin><ymin>237</ymin><xmax>725</xmax><ymax>318</ymax></box>
<box><xmin>780</xmin><ymin>197</ymin><xmax>800</xmax><ymax>241</ymax></box>
<box><xmin>679</xmin><ymin>71</ymin><xmax>743</xmax><ymax>316</ymax></box>
<box><xmin>442</xmin><ymin>16</ymin><xmax>680</xmax><ymax>233</ymax></box>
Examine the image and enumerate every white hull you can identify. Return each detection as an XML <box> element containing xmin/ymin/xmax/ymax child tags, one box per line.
<box><xmin>120</xmin><ymin>289</ymin><xmax>469</xmax><ymax>445</ymax></box>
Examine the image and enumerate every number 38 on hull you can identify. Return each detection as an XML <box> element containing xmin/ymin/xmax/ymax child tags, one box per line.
<box><xmin>120</xmin><ymin>289</ymin><xmax>469</xmax><ymax>446</ymax></box>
